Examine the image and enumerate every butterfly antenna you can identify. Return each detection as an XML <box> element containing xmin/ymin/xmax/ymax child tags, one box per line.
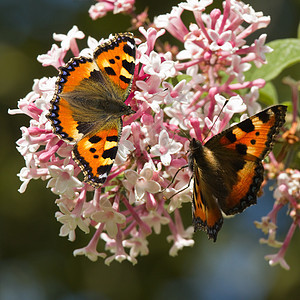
<box><xmin>178</xmin><ymin>127</ymin><xmax>190</xmax><ymax>140</ymax></box>
<box><xmin>202</xmin><ymin>99</ymin><xmax>229</xmax><ymax>143</ymax></box>
<box><xmin>166</xmin><ymin>175</ymin><xmax>193</xmax><ymax>201</ymax></box>
<box><xmin>160</xmin><ymin>164</ymin><xmax>189</xmax><ymax>193</ymax></box>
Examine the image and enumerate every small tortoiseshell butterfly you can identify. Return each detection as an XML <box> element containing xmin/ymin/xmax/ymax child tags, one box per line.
<box><xmin>47</xmin><ymin>32</ymin><xmax>136</xmax><ymax>188</ymax></box>
<box><xmin>188</xmin><ymin>105</ymin><xmax>287</xmax><ymax>241</ymax></box>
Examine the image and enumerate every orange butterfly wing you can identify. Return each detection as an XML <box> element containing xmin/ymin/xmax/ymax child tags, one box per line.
<box><xmin>192</xmin><ymin>164</ymin><xmax>223</xmax><ymax>241</ymax></box>
<box><xmin>190</xmin><ymin>105</ymin><xmax>287</xmax><ymax>241</ymax></box>
<box><xmin>72</xmin><ymin>126</ymin><xmax>121</xmax><ymax>187</ymax></box>
<box><xmin>47</xmin><ymin>33</ymin><xmax>136</xmax><ymax>188</ymax></box>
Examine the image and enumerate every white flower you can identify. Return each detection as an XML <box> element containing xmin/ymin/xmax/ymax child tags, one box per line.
<box><xmin>89</xmin><ymin>2</ymin><xmax>111</xmax><ymax>20</ymax></box>
<box><xmin>55</xmin><ymin>202</ymin><xmax>90</xmax><ymax>241</ymax></box>
<box><xmin>179</xmin><ymin>0</ymin><xmax>213</xmax><ymax>12</ymax></box>
<box><xmin>167</xmin><ymin>226</ymin><xmax>194</xmax><ymax>256</ymax></box>
<box><xmin>265</xmin><ymin>253</ymin><xmax>290</xmax><ymax>271</ymax></box>
<box><xmin>227</xmin><ymin>55</ymin><xmax>251</xmax><ymax>83</ymax></box>
<box><xmin>150</xmin><ymin>130</ymin><xmax>182</xmax><ymax>166</ymax></box>
<box><xmin>105</xmin><ymin>250</ymin><xmax>137</xmax><ymax>266</ymax></box>
<box><xmin>16</xmin><ymin>127</ymin><xmax>40</xmax><ymax>156</ymax></box>
<box><xmin>92</xmin><ymin>197</ymin><xmax>126</xmax><ymax>238</ymax></box>
<box><xmin>215</xmin><ymin>94</ymin><xmax>247</xmax><ymax>114</ymax></box>
<box><xmin>166</xmin><ymin>188</ymin><xmax>192</xmax><ymax>213</ymax></box>
<box><xmin>47</xmin><ymin>158</ymin><xmax>83</xmax><ymax>198</ymax></box>
<box><xmin>115</xmin><ymin>126</ymin><xmax>135</xmax><ymax>165</ymax></box>
<box><xmin>123</xmin><ymin>163</ymin><xmax>161</xmax><ymax>203</ymax></box>
<box><xmin>274</xmin><ymin>170</ymin><xmax>300</xmax><ymax>201</ymax></box>
<box><xmin>252</xmin><ymin>34</ymin><xmax>273</xmax><ymax>67</ymax></box>
<box><xmin>101</xmin><ymin>233</ymin><xmax>137</xmax><ymax>265</ymax></box>
<box><xmin>141</xmin><ymin>211</ymin><xmax>170</xmax><ymax>234</ymax></box>
<box><xmin>177</xmin><ymin>40</ymin><xmax>204</xmax><ymax>60</ymax></box>
<box><xmin>140</xmin><ymin>51</ymin><xmax>176</xmax><ymax>80</ymax></box>
<box><xmin>162</xmin><ymin>80</ymin><xmax>187</xmax><ymax>105</ymax></box>
<box><xmin>123</xmin><ymin>230</ymin><xmax>149</xmax><ymax>257</ymax></box>
<box><xmin>134</xmin><ymin>75</ymin><xmax>166</xmax><ymax>113</ymax></box>
<box><xmin>73</xmin><ymin>247</ymin><xmax>106</xmax><ymax>262</ymax></box>
<box><xmin>53</xmin><ymin>25</ymin><xmax>84</xmax><ymax>51</ymax></box>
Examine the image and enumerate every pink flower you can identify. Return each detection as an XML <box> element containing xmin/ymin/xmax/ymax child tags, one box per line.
<box><xmin>167</xmin><ymin>211</ymin><xmax>195</xmax><ymax>256</ymax></box>
<box><xmin>139</xmin><ymin>27</ymin><xmax>165</xmax><ymax>55</ymax></box>
<box><xmin>154</xmin><ymin>6</ymin><xmax>189</xmax><ymax>43</ymax></box>
<box><xmin>89</xmin><ymin>1</ymin><xmax>114</xmax><ymax>19</ymax></box>
<box><xmin>135</xmin><ymin>75</ymin><xmax>166</xmax><ymax>113</ymax></box>
<box><xmin>37</xmin><ymin>44</ymin><xmax>66</xmax><ymax>69</ymax></box>
<box><xmin>208</xmin><ymin>29</ymin><xmax>233</xmax><ymax>52</ymax></box>
<box><xmin>113</xmin><ymin>0</ymin><xmax>134</xmax><ymax>14</ymax></box>
<box><xmin>88</xmin><ymin>0</ymin><xmax>135</xmax><ymax>20</ymax></box>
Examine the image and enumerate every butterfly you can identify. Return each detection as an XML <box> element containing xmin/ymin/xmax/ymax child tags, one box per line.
<box><xmin>188</xmin><ymin>105</ymin><xmax>287</xmax><ymax>241</ymax></box>
<box><xmin>47</xmin><ymin>32</ymin><xmax>136</xmax><ymax>188</ymax></box>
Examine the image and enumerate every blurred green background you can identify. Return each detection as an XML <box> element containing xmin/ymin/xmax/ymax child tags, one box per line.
<box><xmin>1</xmin><ymin>0</ymin><xmax>300</xmax><ymax>299</ymax></box>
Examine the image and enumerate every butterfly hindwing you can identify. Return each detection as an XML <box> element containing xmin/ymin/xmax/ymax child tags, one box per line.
<box><xmin>47</xmin><ymin>33</ymin><xmax>136</xmax><ymax>188</ymax></box>
<box><xmin>218</xmin><ymin>160</ymin><xmax>264</xmax><ymax>215</ymax></box>
<box><xmin>189</xmin><ymin>105</ymin><xmax>287</xmax><ymax>241</ymax></box>
<box><xmin>72</xmin><ymin>120</ymin><xmax>121</xmax><ymax>188</ymax></box>
<box><xmin>192</xmin><ymin>163</ymin><xmax>223</xmax><ymax>242</ymax></box>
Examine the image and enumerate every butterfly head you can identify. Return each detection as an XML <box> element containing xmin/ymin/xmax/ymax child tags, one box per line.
<box><xmin>120</xmin><ymin>104</ymin><xmax>135</xmax><ymax>116</ymax></box>
<box><xmin>189</xmin><ymin>138</ymin><xmax>203</xmax><ymax>153</ymax></box>
<box><xmin>188</xmin><ymin>138</ymin><xmax>203</xmax><ymax>171</ymax></box>
<box><xmin>105</xmin><ymin>100</ymin><xmax>135</xmax><ymax>118</ymax></box>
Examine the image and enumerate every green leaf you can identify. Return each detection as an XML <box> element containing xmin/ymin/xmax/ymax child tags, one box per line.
<box><xmin>259</xmin><ymin>82</ymin><xmax>278</xmax><ymax>106</ymax></box>
<box><xmin>176</xmin><ymin>74</ymin><xmax>192</xmax><ymax>83</ymax></box>
<box><xmin>245</xmin><ymin>39</ymin><xmax>300</xmax><ymax>82</ymax></box>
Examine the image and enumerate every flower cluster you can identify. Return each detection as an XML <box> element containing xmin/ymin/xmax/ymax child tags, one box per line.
<box><xmin>254</xmin><ymin>77</ymin><xmax>300</xmax><ymax>270</ymax></box>
<box><xmin>255</xmin><ymin>168</ymin><xmax>300</xmax><ymax>270</ymax></box>
<box><xmin>9</xmin><ymin>0</ymin><xmax>295</xmax><ymax>266</ymax></box>
<box><xmin>89</xmin><ymin>0</ymin><xmax>135</xmax><ymax>20</ymax></box>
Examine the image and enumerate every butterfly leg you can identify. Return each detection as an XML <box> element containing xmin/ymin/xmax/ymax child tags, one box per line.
<box><xmin>165</xmin><ymin>174</ymin><xmax>193</xmax><ymax>201</ymax></box>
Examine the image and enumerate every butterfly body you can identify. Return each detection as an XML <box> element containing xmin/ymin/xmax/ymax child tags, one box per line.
<box><xmin>47</xmin><ymin>32</ymin><xmax>136</xmax><ymax>188</ymax></box>
<box><xmin>189</xmin><ymin>105</ymin><xmax>287</xmax><ymax>241</ymax></box>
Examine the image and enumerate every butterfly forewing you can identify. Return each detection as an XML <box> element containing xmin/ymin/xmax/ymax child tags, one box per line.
<box><xmin>209</xmin><ymin>105</ymin><xmax>287</xmax><ymax>160</ymax></box>
<box><xmin>48</xmin><ymin>57</ymin><xmax>98</xmax><ymax>143</ymax></box>
<box><xmin>94</xmin><ymin>32</ymin><xmax>135</xmax><ymax>99</ymax></box>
